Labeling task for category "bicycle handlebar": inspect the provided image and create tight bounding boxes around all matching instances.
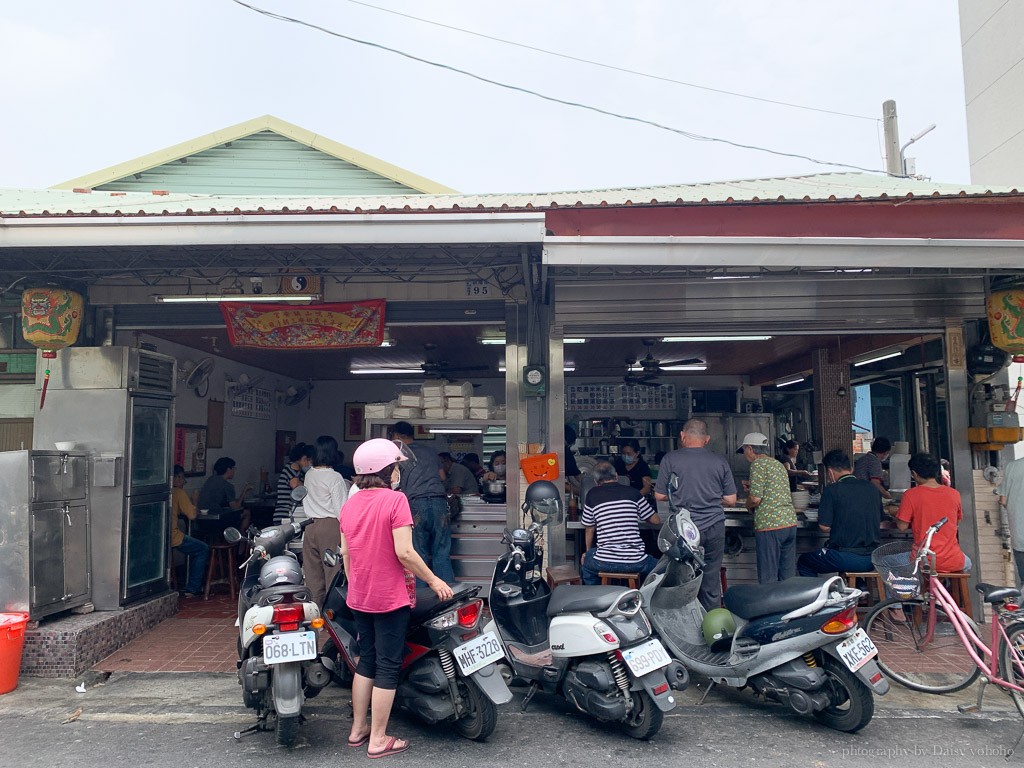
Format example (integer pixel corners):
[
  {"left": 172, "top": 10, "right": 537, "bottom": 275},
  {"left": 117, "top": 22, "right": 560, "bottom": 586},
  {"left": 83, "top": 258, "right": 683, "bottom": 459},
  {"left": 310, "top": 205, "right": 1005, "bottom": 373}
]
[{"left": 912, "top": 516, "right": 950, "bottom": 574}]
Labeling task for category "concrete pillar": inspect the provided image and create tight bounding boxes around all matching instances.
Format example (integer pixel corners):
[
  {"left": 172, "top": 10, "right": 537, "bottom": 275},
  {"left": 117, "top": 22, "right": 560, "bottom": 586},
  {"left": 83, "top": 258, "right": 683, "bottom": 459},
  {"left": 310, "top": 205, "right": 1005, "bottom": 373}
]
[{"left": 812, "top": 348, "right": 853, "bottom": 479}]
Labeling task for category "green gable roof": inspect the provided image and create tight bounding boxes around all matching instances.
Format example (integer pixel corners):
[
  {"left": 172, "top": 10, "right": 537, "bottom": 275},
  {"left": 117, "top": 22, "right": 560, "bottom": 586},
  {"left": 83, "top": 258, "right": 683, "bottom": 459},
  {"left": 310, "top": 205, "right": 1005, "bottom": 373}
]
[{"left": 54, "top": 115, "right": 456, "bottom": 196}]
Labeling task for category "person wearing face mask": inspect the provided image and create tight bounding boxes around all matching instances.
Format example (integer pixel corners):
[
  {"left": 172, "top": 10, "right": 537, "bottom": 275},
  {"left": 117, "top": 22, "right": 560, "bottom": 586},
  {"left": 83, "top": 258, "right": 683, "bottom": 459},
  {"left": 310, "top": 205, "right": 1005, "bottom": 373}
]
[
  {"left": 612, "top": 439, "right": 655, "bottom": 509},
  {"left": 481, "top": 450, "right": 507, "bottom": 481},
  {"left": 391, "top": 421, "right": 453, "bottom": 584},
  {"left": 797, "top": 449, "right": 883, "bottom": 577}
]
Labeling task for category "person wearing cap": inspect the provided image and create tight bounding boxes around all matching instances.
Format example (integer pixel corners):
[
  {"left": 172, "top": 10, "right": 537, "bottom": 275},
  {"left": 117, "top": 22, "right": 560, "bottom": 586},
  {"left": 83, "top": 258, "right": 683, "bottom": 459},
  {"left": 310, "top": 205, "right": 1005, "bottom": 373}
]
[
  {"left": 391, "top": 420, "right": 454, "bottom": 584},
  {"left": 740, "top": 431, "right": 799, "bottom": 583},
  {"left": 854, "top": 437, "right": 893, "bottom": 500},
  {"left": 654, "top": 419, "right": 737, "bottom": 609}
]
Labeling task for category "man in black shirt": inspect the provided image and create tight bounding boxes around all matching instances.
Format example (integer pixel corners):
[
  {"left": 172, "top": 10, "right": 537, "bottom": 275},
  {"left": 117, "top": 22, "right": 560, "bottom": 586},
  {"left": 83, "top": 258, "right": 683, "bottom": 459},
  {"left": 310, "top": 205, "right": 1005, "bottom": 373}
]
[{"left": 797, "top": 450, "right": 883, "bottom": 576}]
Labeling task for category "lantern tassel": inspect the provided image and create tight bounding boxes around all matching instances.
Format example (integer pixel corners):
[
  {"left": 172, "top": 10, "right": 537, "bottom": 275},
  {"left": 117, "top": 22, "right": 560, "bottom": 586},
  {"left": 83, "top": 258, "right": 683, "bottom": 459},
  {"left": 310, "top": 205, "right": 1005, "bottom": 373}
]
[
  {"left": 1006, "top": 376, "right": 1023, "bottom": 414},
  {"left": 39, "top": 350, "right": 57, "bottom": 410}
]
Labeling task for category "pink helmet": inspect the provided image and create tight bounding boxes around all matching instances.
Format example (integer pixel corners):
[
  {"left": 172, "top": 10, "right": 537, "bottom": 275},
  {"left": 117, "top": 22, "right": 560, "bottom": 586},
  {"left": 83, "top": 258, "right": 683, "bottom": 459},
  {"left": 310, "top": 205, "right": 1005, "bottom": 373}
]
[{"left": 353, "top": 438, "right": 409, "bottom": 475}]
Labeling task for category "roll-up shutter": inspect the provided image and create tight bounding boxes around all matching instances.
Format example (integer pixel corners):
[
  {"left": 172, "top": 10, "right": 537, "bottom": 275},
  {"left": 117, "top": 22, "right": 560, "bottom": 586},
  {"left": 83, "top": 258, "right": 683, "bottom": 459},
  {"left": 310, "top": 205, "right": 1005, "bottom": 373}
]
[{"left": 553, "top": 274, "right": 986, "bottom": 336}]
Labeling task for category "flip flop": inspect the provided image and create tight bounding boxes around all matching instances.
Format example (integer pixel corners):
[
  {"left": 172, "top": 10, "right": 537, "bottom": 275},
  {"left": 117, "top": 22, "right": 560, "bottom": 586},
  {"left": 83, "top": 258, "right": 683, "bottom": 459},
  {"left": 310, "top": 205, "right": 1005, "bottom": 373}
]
[
  {"left": 348, "top": 734, "right": 370, "bottom": 748},
  {"left": 367, "top": 736, "right": 409, "bottom": 759}
]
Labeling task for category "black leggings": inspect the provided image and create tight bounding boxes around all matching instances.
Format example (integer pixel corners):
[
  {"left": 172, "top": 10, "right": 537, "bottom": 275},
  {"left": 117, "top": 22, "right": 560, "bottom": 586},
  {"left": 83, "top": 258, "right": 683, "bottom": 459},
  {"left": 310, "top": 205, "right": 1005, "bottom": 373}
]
[{"left": 353, "top": 607, "right": 411, "bottom": 690}]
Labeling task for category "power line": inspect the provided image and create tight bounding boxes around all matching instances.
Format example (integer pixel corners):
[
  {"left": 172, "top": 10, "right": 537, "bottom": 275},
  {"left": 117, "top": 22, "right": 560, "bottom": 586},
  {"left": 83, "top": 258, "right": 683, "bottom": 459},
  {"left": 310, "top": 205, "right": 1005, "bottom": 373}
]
[
  {"left": 229, "top": 0, "right": 888, "bottom": 175},
  {"left": 342, "top": 0, "right": 878, "bottom": 123}
]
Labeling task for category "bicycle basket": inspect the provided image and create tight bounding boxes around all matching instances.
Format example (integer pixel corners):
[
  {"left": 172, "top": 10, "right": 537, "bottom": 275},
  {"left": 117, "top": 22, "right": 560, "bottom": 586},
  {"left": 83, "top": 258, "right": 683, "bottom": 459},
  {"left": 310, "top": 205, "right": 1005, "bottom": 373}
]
[{"left": 871, "top": 540, "right": 921, "bottom": 600}]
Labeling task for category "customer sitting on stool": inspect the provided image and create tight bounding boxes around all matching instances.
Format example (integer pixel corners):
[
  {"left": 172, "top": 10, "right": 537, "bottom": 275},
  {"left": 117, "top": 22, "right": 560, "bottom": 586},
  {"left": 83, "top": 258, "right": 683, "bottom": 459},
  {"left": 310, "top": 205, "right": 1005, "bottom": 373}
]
[
  {"left": 580, "top": 461, "right": 660, "bottom": 585},
  {"left": 797, "top": 449, "right": 883, "bottom": 577},
  {"left": 171, "top": 464, "right": 210, "bottom": 598}
]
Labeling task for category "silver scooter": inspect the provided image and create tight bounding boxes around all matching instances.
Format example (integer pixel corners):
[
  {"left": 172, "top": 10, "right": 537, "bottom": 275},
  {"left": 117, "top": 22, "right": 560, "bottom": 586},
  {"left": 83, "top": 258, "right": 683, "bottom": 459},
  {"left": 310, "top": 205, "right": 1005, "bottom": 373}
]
[{"left": 641, "top": 477, "right": 889, "bottom": 733}]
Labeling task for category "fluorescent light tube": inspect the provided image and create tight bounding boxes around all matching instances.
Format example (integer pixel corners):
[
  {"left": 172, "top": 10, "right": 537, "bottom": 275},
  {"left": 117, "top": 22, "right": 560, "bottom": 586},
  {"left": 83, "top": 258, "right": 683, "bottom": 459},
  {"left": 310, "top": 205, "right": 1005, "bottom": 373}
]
[
  {"left": 429, "top": 428, "right": 483, "bottom": 434},
  {"left": 660, "top": 336, "right": 771, "bottom": 342},
  {"left": 563, "top": 338, "right": 587, "bottom": 344},
  {"left": 479, "top": 338, "right": 506, "bottom": 345},
  {"left": 853, "top": 350, "right": 902, "bottom": 367},
  {"left": 350, "top": 368, "right": 423, "bottom": 375},
  {"left": 776, "top": 376, "right": 805, "bottom": 388},
  {"left": 629, "top": 363, "right": 707, "bottom": 372},
  {"left": 154, "top": 294, "right": 318, "bottom": 303},
  {"left": 499, "top": 365, "right": 575, "bottom": 372}
]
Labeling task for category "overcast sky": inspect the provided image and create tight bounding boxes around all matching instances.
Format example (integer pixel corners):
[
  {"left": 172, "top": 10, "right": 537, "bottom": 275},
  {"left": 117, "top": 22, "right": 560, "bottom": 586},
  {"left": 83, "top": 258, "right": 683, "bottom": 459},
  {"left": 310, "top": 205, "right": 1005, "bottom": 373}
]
[{"left": 0, "top": 1, "right": 971, "bottom": 194}]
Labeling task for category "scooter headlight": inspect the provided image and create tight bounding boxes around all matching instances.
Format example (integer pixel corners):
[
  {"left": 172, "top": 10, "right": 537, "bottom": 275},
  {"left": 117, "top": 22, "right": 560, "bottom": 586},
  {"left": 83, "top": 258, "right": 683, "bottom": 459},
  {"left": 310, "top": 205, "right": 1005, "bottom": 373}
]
[{"left": 680, "top": 520, "right": 701, "bottom": 547}]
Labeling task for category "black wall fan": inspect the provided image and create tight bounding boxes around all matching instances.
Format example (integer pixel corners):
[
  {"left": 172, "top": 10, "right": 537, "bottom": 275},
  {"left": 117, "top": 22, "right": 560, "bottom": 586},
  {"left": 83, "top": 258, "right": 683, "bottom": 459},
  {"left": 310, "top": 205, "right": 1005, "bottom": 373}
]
[{"left": 624, "top": 339, "right": 703, "bottom": 386}]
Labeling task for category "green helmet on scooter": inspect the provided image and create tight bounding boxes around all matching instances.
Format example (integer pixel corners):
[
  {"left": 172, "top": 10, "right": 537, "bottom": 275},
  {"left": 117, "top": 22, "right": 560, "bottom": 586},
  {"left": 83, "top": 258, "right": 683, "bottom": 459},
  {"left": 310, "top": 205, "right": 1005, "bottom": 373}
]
[{"left": 702, "top": 608, "right": 736, "bottom": 652}]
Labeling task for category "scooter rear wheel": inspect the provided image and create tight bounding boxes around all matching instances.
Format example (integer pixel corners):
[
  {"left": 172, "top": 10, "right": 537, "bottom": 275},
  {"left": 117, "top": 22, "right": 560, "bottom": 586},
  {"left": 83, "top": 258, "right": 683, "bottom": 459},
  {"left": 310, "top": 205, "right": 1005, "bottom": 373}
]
[
  {"left": 452, "top": 679, "right": 497, "bottom": 741},
  {"left": 812, "top": 655, "right": 874, "bottom": 733},
  {"left": 276, "top": 713, "right": 300, "bottom": 747},
  {"left": 619, "top": 692, "right": 663, "bottom": 740}
]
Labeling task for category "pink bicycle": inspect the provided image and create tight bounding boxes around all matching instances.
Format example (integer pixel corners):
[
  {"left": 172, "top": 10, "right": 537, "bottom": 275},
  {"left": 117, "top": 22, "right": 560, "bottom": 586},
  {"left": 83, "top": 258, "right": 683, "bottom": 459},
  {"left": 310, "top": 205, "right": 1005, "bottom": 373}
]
[{"left": 862, "top": 517, "right": 1024, "bottom": 715}]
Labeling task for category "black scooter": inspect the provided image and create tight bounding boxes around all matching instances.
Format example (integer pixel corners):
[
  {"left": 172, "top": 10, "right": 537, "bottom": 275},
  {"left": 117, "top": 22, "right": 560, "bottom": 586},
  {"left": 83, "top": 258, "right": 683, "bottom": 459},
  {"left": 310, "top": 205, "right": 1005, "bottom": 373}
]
[{"left": 319, "top": 549, "right": 513, "bottom": 741}]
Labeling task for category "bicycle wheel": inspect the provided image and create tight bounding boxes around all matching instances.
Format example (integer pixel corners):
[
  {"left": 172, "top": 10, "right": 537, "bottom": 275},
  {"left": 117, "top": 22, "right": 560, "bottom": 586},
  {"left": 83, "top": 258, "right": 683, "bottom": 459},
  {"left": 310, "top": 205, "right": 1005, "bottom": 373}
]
[
  {"left": 999, "top": 622, "right": 1024, "bottom": 719},
  {"left": 862, "top": 597, "right": 980, "bottom": 693}
]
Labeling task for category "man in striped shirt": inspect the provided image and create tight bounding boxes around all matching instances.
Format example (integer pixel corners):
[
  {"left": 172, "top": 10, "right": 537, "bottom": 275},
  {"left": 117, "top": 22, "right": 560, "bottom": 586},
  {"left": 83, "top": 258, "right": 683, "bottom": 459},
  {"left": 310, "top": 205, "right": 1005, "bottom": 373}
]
[{"left": 580, "top": 461, "right": 661, "bottom": 585}]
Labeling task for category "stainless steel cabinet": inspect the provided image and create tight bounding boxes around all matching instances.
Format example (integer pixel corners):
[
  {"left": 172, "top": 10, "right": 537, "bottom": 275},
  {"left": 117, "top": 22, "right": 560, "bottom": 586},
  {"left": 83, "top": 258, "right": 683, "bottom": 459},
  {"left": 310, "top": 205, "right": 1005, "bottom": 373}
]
[{"left": 0, "top": 451, "right": 92, "bottom": 619}]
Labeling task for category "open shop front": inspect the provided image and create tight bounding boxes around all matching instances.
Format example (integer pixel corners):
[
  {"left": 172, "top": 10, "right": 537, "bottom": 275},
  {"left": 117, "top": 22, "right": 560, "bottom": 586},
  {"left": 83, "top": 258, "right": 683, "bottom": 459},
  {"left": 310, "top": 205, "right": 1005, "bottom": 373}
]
[{"left": 539, "top": 195, "right": 1024, "bottom": 608}]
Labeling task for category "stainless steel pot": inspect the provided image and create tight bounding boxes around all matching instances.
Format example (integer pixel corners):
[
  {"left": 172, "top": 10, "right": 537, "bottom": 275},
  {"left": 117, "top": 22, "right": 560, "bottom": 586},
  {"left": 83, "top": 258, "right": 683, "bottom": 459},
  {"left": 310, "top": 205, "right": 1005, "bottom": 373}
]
[
  {"left": 653, "top": 422, "right": 668, "bottom": 437},
  {"left": 485, "top": 480, "right": 506, "bottom": 495}
]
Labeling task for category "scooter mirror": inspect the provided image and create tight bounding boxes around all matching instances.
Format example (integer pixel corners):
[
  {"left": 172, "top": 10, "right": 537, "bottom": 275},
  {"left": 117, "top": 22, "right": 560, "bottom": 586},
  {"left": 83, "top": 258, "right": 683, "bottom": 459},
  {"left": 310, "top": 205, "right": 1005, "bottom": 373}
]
[
  {"left": 290, "top": 485, "right": 308, "bottom": 503},
  {"left": 223, "top": 527, "right": 242, "bottom": 544},
  {"left": 323, "top": 548, "right": 339, "bottom": 568}
]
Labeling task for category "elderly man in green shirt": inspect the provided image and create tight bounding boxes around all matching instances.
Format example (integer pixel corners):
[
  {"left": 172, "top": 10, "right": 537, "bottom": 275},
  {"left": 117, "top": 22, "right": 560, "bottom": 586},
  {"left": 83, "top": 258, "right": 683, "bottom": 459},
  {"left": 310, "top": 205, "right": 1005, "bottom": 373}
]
[{"left": 740, "top": 432, "right": 798, "bottom": 583}]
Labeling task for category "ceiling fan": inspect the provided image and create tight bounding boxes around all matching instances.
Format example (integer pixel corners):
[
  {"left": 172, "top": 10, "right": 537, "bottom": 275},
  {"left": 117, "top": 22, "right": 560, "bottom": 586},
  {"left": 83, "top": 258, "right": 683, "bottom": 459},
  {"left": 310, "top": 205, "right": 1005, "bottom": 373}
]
[
  {"left": 370, "top": 343, "right": 492, "bottom": 378},
  {"left": 624, "top": 339, "right": 704, "bottom": 386}
]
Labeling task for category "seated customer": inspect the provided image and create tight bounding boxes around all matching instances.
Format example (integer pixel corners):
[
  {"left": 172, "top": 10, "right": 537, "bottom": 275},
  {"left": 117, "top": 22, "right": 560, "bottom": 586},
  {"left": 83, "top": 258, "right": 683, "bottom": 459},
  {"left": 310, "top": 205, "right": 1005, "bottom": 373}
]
[
  {"left": 196, "top": 456, "right": 252, "bottom": 540},
  {"left": 896, "top": 453, "right": 972, "bottom": 573},
  {"left": 171, "top": 464, "right": 210, "bottom": 598},
  {"left": 580, "top": 461, "right": 660, "bottom": 585},
  {"left": 440, "top": 452, "right": 478, "bottom": 495},
  {"left": 797, "top": 450, "right": 883, "bottom": 577}
]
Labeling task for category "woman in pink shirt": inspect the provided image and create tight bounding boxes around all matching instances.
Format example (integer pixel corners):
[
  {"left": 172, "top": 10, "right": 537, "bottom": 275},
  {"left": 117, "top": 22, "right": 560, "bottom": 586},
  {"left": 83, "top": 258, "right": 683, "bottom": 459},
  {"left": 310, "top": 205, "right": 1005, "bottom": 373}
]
[{"left": 340, "top": 438, "right": 453, "bottom": 759}]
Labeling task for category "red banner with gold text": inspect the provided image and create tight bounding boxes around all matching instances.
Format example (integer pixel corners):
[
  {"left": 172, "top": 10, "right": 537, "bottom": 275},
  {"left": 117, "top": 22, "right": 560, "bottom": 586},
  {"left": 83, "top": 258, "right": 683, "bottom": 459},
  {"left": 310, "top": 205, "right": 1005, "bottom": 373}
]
[{"left": 220, "top": 300, "right": 385, "bottom": 349}]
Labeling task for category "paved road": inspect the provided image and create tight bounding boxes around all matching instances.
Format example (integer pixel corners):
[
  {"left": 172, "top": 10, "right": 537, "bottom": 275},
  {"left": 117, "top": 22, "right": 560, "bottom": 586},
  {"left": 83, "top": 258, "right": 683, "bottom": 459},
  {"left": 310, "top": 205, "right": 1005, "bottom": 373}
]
[{"left": 0, "top": 671, "right": 1021, "bottom": 767}]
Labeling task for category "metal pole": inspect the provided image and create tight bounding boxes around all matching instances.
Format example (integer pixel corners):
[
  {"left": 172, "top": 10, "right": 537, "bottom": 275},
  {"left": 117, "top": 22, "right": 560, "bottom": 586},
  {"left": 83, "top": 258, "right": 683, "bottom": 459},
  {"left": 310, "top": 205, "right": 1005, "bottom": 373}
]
[{"left": 883, "top": 100, "right": 902, "bottom": 176}]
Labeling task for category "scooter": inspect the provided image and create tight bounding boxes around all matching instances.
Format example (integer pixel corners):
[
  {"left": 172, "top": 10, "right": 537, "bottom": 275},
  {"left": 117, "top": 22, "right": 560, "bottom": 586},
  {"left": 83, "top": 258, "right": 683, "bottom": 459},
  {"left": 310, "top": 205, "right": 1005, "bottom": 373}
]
[
  {"left": 318, "top": 549, "right": 513, "bottom": 741},
  {"left": 225, "top": 486, "right": 331, "bottom": 747},
  {"left": 482, "top": 523, "right": 683, "bottom": 740},
  {"left": 640, "top": 479, "right": 889, "bottom": 733}
]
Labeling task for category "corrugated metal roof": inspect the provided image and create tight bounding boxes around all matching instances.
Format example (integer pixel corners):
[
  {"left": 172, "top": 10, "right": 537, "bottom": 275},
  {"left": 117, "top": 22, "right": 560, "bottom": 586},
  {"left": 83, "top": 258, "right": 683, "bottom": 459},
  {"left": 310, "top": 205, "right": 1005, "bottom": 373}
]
[{"left": 2, "top": 172, "right": 1020, "bottom": 217}]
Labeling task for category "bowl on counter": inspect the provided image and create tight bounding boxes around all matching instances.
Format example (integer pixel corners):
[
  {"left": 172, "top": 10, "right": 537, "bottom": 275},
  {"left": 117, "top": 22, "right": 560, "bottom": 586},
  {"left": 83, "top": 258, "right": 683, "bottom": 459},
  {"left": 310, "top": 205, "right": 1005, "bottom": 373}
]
[{"left": 54, "top": 441, "right": 77, "bottom": 451}]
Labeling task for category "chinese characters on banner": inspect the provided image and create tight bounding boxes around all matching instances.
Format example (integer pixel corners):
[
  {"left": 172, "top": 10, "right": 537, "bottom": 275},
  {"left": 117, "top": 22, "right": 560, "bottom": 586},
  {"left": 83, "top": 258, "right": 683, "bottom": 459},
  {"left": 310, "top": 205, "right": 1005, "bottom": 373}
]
[{"left": 220, "top": 299, "right": 386, "bottom": 349}]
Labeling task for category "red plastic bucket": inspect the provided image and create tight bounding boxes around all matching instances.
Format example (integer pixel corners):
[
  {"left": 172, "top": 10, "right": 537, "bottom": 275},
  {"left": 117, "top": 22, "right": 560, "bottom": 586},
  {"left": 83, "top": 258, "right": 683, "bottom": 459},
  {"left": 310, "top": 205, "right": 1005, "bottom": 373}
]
[{"left": 0, "top": 613, "right": 29, "bottom": 695}]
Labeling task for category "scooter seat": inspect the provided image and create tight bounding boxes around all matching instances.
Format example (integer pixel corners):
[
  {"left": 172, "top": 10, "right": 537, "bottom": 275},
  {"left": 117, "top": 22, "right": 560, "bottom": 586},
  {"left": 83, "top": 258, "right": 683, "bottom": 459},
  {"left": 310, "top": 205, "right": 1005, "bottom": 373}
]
[
  {"left": 410, "top": 582, "right": 479, "bottom": 624},
  {"left": 545, "top": 585, "right": 630, "bottom": 617},
  {"left": 723, "top": 577, "right": 830, "bottom": 620}
]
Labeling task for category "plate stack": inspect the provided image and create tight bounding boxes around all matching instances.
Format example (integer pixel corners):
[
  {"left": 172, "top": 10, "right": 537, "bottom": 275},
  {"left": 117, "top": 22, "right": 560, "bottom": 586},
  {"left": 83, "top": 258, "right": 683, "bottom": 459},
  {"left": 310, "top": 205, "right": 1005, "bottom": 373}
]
[
  {"left": 791, "top": 490, "right": 810, "bottom": 511},
  {"left": 803, "top": 507, "right": 818, "bottom": 522}
]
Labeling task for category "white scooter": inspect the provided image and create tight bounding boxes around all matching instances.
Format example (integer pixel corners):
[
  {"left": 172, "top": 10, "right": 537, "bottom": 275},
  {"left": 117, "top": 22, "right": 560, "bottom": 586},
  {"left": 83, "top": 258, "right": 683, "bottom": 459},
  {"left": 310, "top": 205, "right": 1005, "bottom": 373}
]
[
  {"left": 482, "top": 514, "right": 683, "bottom": 740},
  {"left": 640, "top": 480, "right": 888, "bottom": 733}
]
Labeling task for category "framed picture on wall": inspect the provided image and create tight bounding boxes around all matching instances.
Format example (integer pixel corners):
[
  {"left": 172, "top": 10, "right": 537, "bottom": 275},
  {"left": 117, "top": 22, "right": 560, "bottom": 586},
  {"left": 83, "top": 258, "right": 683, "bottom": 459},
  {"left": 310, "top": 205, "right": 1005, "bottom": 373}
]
[
  {"left": 174, "top": 424, "right": 207, "bottom": 477},
  {"left": 414, "top": 425, "right": 435, "bottom": 440},
  {"left": 344, "top": 403, "right": 365, "bottom": 442},
  {"left": 275, "top": 430, "right": 297, "bottom": 473}
]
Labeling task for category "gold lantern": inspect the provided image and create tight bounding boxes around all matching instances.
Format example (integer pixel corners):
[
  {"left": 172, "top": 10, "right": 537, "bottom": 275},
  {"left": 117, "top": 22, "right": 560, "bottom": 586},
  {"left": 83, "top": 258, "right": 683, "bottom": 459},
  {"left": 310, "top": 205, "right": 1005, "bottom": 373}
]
[
  {"left": 21, "top": 288, "right": 84, "bottom": 409},
  {"left": 988, "top": 289, "right": 1024, "bottom": 362}
]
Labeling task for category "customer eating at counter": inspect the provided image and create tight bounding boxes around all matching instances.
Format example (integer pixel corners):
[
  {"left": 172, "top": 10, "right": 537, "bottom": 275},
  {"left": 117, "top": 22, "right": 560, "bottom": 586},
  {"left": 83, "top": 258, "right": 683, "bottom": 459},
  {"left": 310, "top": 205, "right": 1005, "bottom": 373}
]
[
  {"left": 895, "top": 453, "right": 971, "bottom": 573},
  {"left": 171, "top": 464, "right": 209, "bottom": 598},
  {"left": 196, "top": 456, "right": 251, "bottom": 540},
  {"left": 739, "top": 432, "right": 798, "bottom": 584},
  {"left": 796, "top": 450, "right": 882, "bottom": 578}
]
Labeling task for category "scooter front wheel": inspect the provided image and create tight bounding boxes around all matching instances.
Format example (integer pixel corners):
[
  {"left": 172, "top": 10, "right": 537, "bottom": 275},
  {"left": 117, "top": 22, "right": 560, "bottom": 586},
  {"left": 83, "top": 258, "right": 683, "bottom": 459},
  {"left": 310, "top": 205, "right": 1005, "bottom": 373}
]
[
  {"left": 619, "top": 692, "right": 663, "bottom": 740},
  {"left": 452, "top": 678, "right": 497, "bottom": 741},
  {"left": 812, "top": 655, "right": 874, "bottom": 733}
]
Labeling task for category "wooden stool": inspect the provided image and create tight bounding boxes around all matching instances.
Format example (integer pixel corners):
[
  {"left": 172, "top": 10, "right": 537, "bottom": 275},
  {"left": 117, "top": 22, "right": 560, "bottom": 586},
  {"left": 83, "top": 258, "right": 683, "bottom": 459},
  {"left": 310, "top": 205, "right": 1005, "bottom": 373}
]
[
  {"left": 204, "top": 543, "right": 238, "bottom": 601},
  {"left": 599, "top": 572, "right": 640, "bottom": 589},
  {"left": 720, "top": 567, "right": 728, "bottom": 597},
  {"left": 937, "top": 572, "right": 973, "bottom": 615},
  {"left": 842, "top": 571, "right": 887, "bottom": 608},
  {"left": 546, "top": 565, "right": 582, "bottom": 589}
]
